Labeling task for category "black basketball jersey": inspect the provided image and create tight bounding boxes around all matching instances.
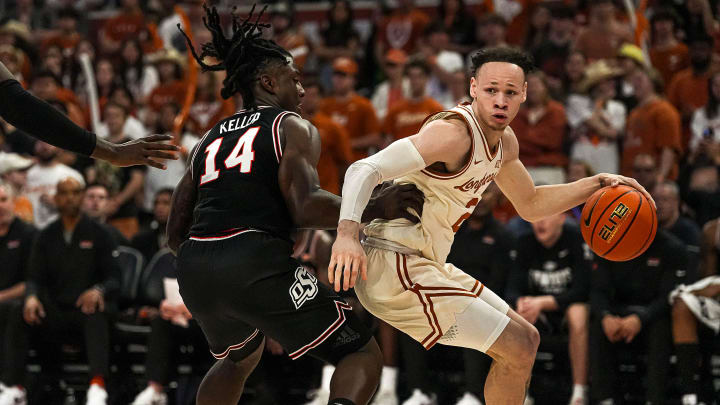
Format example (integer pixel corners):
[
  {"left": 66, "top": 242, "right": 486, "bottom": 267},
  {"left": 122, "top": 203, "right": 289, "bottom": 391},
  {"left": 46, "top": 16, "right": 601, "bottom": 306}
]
[{"left": 188, "top": 106, "right": 299, "bottom": 241}]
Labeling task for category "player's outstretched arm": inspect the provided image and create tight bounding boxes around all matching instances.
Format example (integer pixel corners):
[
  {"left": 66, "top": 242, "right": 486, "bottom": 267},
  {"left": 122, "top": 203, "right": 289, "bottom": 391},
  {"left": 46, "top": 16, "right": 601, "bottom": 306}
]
[
  {"left": 494, "top": 129, "right": 654, "bottom": 223},
  {"left": 0, "top": 61, "right": 178, "bottom": 168}
]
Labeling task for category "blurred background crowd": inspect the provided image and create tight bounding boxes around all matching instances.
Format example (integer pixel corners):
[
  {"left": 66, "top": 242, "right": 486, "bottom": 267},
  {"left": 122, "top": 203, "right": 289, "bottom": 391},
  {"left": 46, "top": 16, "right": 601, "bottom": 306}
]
[{"left": 0, "top": 0, "right": 719, "bottom": 404}]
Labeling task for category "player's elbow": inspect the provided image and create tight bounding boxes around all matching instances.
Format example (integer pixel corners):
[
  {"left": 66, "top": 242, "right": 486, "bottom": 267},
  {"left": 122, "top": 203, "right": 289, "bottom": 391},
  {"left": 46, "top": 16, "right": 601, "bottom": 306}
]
[{"left": 515, "top": 206, "right": 542, "bottom": 223}]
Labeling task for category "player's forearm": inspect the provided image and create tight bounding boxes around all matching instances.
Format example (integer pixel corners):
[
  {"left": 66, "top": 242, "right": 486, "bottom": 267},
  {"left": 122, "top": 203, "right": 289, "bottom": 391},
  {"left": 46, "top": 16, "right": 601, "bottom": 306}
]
[
  {"left": 0, "top": 80, "right": 97, "bottom": 156},
  {"left": 521, "top": 175, "right": 601, "bottom": 222}
]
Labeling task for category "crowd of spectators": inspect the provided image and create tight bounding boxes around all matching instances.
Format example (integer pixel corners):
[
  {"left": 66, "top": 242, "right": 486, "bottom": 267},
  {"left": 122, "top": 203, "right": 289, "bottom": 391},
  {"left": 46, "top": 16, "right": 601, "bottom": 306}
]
[{"left": 0, "top": 0, "right": 719, "bottom": 405}]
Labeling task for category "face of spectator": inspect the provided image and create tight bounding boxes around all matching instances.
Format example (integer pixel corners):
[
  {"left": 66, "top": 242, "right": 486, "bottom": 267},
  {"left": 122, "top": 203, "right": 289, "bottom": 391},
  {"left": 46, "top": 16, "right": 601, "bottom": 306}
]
[
  {"left": 75, "top": 40, "right": 95, "bottom": 61},
  {"left": 531, "top": 7, "right": 551, "bottom": 31},
  {"left": 54, "top": 178, "right": 84, "bottom": 218},
  {"left": 154, "top": 192, "right": 172, "bottom": 224},
  {"left": 2, "top": 169, "right": 28, "bottom": 191},
  {"left": 301, "top": 85, "right": 320, "bottom": 115},
  {"left": 565, "top": 52, "right": 586, "bottom": 83},
  {"left": 531, "top": 212, "right": 565, "bottom": 248},
  {"left": 481, "top": 23, "right": 506, "bottom": 46},
  {"left": 428, "top": 31, "right": 450, "bottom": 51},
  {"left": 82, "top": 185, "right": 108, "bottom": 219},
  {"left": 690, "top": 41, "right": 712, "bottom": 71},
  {"left": 31, "top": 76, "right": 59, "bottom": 100},
  {"left": 331, "top": 1, "right": 350, "bottom": 24},
  {"left": 0, "top": 51, "right": 19, "bottom": 75},
  {"left": 443, "top": 0, "right": 460, "bottom": 15},
  {"left": 121, "top": 41, "right": 141, "bottom": 65},
  {"left": 110, "top": 88, "right": 133, "bottom": 110},
  {"left": 105, "top": 105, "right": 127, "bottom": 136},
  {"left": 470, "top": 62, "right": 527, "bottom": 131},
  {"left": 157, "top": 60, "right": 177, "bottom": 82},
  {"left": 591, "top": 2, "right": 615, "bottom": 22},
  {"left": 653, "top": 19, "right": 674, "bottom": 39},
  {"left": 34, "top": 141, "right": 59, "bottom": 164},
  {"left": 592, "top": 78, "right": 616, "bottom": 101},
  {"left": 407, "top": 66, "right": 428, "bottom": 98},
  {"left": 630, "top": 69, "right": 655, "bottom": 99},
  {"left": 550, "top": 17, "right": 573, "bottom": 39},
  {"left": 0, "top": 185, "right": 14, "bottom": 225},
  {"left": 43, "top": 46, "right": 63, "bottom": 73},
  {"left": 652, "top": 183, "right": 679, "bottom": 226},
  {"left": 96, "top": 60, "right": 115, "bottom": 88},
  {"left": 271, "top": 14, "right": 291, "bottom": 34},
  {"left": 526, "top": 74, "right": 547, "bottom": 106},
  {"left": 384, "top": 60, "right": 405, "bottom": 82},
  {"left": 632, "top": 154, "right": 657, "bottom": 190},
  {"left": 58, "top": 16, "right": 77, "bottom": 33},
  {"left": 332, "top": 71, "right": 355, "bottom": 95}
]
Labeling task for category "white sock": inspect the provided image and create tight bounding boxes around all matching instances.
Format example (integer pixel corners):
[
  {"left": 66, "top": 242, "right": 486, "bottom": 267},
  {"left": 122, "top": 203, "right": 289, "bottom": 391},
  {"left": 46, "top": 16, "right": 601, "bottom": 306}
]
[
  {"left": 571, "top": 385, "right": 588, "bottom": 400},
  {"left": 379, "top": 366, "right": 398, "bottom": 392},
  {"left": 321, "top": 364, "right": 335, "bottom": 391}
]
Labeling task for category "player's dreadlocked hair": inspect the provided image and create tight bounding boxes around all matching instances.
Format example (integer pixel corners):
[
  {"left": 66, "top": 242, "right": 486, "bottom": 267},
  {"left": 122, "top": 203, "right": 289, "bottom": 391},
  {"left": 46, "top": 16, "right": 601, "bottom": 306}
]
[{"left": 177, "top": 4, "right": 291, "bottom": 107}]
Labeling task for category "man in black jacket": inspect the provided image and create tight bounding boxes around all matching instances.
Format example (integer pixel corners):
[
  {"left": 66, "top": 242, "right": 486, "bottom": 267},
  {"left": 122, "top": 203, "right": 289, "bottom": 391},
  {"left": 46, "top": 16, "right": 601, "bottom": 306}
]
[
  {"left": 507, "top": 212, "right": 592, "bottom": 405},
  {"left": 131, "top": 188, "right": 172, "bottom": 262},
  {"left": 0, "top": 177, "right": 121, "bottom": 405},
  {"left": 590, "top": 230, "right": 687, "bottom": 405}
]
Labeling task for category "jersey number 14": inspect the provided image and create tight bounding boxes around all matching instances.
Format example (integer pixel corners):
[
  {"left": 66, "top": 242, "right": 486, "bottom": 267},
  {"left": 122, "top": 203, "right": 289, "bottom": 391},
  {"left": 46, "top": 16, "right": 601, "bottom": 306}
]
[{"left": 200, "top": 127, "right": 260, "bottom": 185}]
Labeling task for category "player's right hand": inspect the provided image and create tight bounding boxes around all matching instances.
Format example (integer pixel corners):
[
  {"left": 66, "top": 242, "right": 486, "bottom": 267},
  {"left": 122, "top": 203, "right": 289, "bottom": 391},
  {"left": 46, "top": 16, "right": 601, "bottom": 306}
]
[
  {"left": 23, "top": 295, "right": 45, "bottom": 325},
  {"left": 329, "top": 220, "right": 367, "bottom": 292},
  {"left": 93, "top": 134, "right": 180, "bottom": 169}
]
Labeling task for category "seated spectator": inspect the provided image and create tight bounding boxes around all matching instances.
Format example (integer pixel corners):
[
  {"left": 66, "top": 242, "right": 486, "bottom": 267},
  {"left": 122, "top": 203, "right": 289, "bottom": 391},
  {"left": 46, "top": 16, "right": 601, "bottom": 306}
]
[
  {"left": 590, "top": 230, "right": 687, "bottom": 404},
  {"left": 130, "top": 265, "right": 208, "bottom": 405},
  {"left": 320, "top": 57, "right": 381, "bottom": 160},
  {"left": 188, "top": 72, "right": 235, "bottom": 136},
  {"left": 311, "top": 0, "right": 362, "bottom": 75},
  {"left": 41, "top": 7, "right": 82, "bottom": 54},
  {"left": 654, "top": 181, "right": 701, "bottom": 277},
  {"left": 532, "top": 5, "right": 575, "bottom": 98},
  {"left": 435, "top": 0, "right": 476, "bottom": 55},
  {"left": 0, "top": 181, "right": 35, "bottom": 398},
  {"left": 573, "top": 0, "right": 633, "bottom": 62},
  {"left": 649, "top": 8, "right": 689, "bottom": 86},
  {"left": 561, "top": 51, "right": 587, "bottom": 101},
  {"left": 81, "top": 183, "right": 128, "bottom": 246},
  {"left": 507, "top": 213, "right": 591, "bottom": 405},
  {"left": 689, "top": 71, "right": 720, "bottom": 165},
  {"left": 269, "top": 3, "right": 309, "bottom": 70},
  {"left": 615, "top": 44, "right": 646, "bottom": 112},
  {"left": 418, "top": 23, "right": 464, "bottom": 106},
  {"left": 523, "top": 4, "right": 551, "bottom": 50},
  {"left": 567, "top": 60, "right": 626, "bottom": 175},
  {"left": 622, "top": 67, "right": 682, "bottom": 182},
  {"left": 96, "top": 84, "right": 148, "bottom": 141},
  {"left": 382, "top": 58, "right": 443, "bottom": 142},
  {"left": 92, "top": 58, "right": 120, "bottom": 110},
  {"left": 371, "top": 49, "right": 410, "bottom": 121},
  {"left": 87, "top": 102, "right": 146, "bottom": 239},
  {"left": 446, "top": 184, "right": 516, "bottom": 405},
  {"left": 666, "top": 35, "right": 714, "bottom": 150},
  {"left": 131, "top": 188, "right": 172, "bottom": 263},
  {"left": 669, "top": 217, "right": 720, "bottom": 405},
  {"left": 375, "top": 0, "right": 430, "bottom": 58},
  {"left": 300, "top": 80, "right": 352, "bottom": 195},
  {"left": 98, "top": 0, "right": 155, "bottom": 55},
  {"left": 0, "top": 153, "right": 34, "bottom": 223},
  {"left": 476, "top": 14, "right": 508, "bottom": 49},
  {"left": 1, "top": 177, "right": 120, "bottom": 405},
  {"left": 25, "top": 141, "right": 84, "bottom": 228},
  {"left": 30, "top": 70, "right": 85, "bottom": 128},
  {"left": 511, "top": 71, "right": 568, "bottom": 184},
  {"left": 145, "top": 48, "right": 186, "bottom": 117},
  {"left": 118, "top": 38, "right": 159, "bottom": 103},
  {"left": 0, "top": 45, "right": 26, "bottom": 87},
  {"left": 142, "top": 102, "right": 197, "bottom": 213}
]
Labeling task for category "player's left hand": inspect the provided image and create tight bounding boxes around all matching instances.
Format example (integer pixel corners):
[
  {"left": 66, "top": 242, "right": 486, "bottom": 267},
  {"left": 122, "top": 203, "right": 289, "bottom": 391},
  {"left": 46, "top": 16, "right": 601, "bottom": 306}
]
[
  {"left": 329, "top": 220, "right": 367, "bottom": 292},
  {"left": 618, "top": 314, "right": 642, "bottom": 343},
  {"left": 93, "top": 134, "right": 180, "bottom": 169},
  {"left": 595, "top": 173, "right": 656, "bottom": 209}
]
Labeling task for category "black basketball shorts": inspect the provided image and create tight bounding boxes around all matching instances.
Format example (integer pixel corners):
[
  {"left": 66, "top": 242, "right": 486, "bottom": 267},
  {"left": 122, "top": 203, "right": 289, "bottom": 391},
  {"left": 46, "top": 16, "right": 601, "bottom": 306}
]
[{"left": 176, "top": 230, "right": 372, "bottom": 364}]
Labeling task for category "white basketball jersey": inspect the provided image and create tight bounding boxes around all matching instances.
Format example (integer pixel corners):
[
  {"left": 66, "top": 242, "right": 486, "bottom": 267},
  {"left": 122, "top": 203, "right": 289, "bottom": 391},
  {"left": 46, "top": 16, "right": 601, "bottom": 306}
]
[{"left": 364, "top": 103, "right": 504, "bottom": 265}]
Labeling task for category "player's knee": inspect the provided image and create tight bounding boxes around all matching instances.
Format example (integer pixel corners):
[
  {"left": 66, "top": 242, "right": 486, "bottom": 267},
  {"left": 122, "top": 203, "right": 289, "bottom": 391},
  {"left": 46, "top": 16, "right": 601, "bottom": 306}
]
[{"left": 523, "top": 323, "right": 540, "bottom": 358}]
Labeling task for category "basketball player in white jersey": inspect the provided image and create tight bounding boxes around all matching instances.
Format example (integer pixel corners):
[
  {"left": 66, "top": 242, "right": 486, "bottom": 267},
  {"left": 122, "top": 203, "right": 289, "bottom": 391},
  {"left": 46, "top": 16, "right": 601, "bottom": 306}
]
[{"left": 329, "top": 47, "right": 654, "bottom": 404}]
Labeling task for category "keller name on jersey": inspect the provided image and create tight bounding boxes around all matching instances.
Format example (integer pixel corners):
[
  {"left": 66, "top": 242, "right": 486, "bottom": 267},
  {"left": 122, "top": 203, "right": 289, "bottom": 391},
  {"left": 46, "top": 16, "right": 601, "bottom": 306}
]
[{"left": 220, "top": 112, "right": 261, "bottom": 134}]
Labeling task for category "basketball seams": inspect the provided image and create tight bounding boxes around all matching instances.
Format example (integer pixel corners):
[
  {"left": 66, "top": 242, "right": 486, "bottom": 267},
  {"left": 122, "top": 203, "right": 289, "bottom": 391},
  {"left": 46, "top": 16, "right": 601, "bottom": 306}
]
[
  {"left": 589, "top": 189, "right": 634, "bottom": 251},
  {"left": 600, "top": 191, "right": 642, "bottom": 259}
]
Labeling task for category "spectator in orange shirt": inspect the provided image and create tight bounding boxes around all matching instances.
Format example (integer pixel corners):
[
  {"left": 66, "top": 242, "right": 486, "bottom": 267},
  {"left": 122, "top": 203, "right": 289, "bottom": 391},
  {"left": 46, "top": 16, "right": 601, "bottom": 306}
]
[
  {"left": 270, "top": 3, "right": 309, "bottom": 70},
  {"left": 650, "top": 8, "right": 689, "bottom": 87},
  {"left": 382, "top": 58, "right": 443, "bottom": 142},
  {"left": 41, "top": 7, "right": 82, "bottom": 54},
  {"left": 319, "top": 57, "right": 381, "bottom": 161},
  {"left": 375, "top": 0, "right": 430, "bottom": 60},
  {"left": 574, "top": 0, "right": 633, "bottom": 62},
  {"left": 98, "top": 0, "right": 151, "bottom": 55},
  {"left": 623, "top": 67, "right": 682, "bottom": 183},
  {"left": 30, "top": 70, "right": 86, "bottom": 129},
  {"left": 301, "top": 79, "right": 353, "bottom": 195},
  {"left": 372, "top": 49, "right": 410, "bottom": 121},
  {"left": 188, "top": 72, "right": 235, "bottom": 136},
  {"left": 145, "top": 48, "right": 186, "bottom": 130},
  {"left": 512, "top": 71, "right": 568, "bottom": 184},
  {"left": 667, "top": 35, "right": 714, "bottom": 150}
]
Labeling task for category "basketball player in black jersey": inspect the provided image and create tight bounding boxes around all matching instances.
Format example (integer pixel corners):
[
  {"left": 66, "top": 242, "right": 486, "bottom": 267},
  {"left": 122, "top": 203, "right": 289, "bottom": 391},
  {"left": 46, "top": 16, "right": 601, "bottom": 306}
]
[{"left": 166, "top": 5, "right": 424, "bottom": 405}]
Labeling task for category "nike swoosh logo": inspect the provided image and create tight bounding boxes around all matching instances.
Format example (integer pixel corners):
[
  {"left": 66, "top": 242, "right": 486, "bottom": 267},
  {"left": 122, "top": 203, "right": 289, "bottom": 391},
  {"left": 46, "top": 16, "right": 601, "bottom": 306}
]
[
  {"left": 583, "top": 192, "right": 604, "bottom": 227},
  {"left": 474, "top": 159, "right": 483, "bottom": 164}
]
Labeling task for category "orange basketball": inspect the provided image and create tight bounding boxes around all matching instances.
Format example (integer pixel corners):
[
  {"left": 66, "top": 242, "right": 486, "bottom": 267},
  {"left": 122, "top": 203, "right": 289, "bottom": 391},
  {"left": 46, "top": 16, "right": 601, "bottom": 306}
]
[{"left": 580, "top": 185, "right": 657, "bottom": 262}]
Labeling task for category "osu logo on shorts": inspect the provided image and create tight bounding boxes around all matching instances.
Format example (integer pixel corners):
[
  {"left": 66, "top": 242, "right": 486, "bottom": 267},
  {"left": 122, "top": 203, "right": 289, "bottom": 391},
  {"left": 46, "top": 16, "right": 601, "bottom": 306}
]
[{"left": 289, "top": 267, "right": 318, "bottom": 309}]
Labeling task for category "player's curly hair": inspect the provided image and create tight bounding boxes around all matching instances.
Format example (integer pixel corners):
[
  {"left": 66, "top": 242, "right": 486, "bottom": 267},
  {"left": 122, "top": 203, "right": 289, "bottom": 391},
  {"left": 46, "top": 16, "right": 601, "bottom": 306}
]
[
  {"left": 177, "top": 4, "right": 291, "bottom": 107},
  {"left": 469, "top": 46, "right": 535, "bottom": 78}
]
